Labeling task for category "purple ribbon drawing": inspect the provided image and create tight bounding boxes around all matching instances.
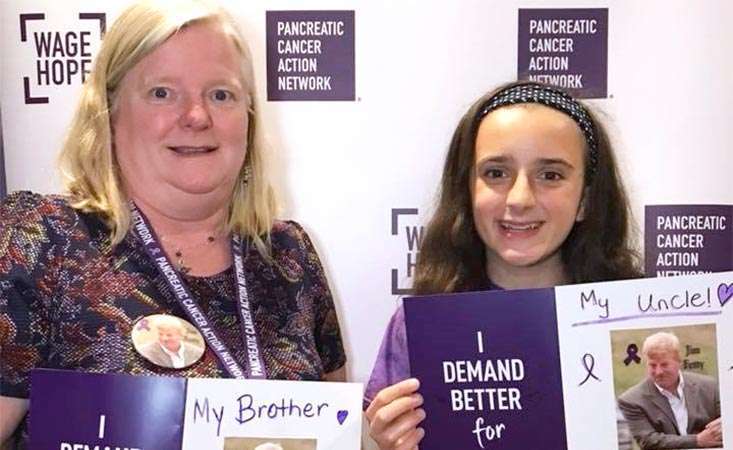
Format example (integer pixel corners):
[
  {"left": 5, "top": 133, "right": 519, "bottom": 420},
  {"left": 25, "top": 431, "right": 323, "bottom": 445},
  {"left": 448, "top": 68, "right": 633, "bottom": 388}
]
[
  {"left": 623, "top": 343, "right": 641, "bottom": 366},
  {"left": 579, "top": 353, "right": 601, "bottom": 386}
]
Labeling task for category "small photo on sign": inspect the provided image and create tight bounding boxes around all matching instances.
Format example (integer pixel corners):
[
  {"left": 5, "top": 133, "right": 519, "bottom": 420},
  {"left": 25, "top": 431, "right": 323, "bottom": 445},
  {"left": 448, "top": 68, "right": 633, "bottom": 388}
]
[
  {"left": 131, "top": 314, "right": 206, "bottom": 369},
  {"left": 223, "top": 437, "right": 316, "bottom": 450},
  {"left": 610, "top": 324, "right": 723, "bottom": 450}
]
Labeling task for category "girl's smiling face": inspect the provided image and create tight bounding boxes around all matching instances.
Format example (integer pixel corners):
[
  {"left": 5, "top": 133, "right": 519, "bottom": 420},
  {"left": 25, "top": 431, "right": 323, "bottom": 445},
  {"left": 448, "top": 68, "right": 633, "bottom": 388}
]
[{"left": 472, "top": 104, "right": 587, "bottom": 278}]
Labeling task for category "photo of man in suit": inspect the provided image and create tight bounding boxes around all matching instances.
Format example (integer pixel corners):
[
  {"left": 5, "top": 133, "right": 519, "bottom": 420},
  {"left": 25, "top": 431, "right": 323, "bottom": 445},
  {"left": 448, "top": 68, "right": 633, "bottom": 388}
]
[
  {"left": 138, "top": 315, "right": 204, "bottom": 369},
  {"left": 618, "top": 331, "right": 722, "bottom": 449}
]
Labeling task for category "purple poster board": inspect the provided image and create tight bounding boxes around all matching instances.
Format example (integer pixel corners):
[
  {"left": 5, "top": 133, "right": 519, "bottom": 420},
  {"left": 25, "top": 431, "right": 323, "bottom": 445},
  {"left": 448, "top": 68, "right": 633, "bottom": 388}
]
[
  {"left": 266, "top": 10, "right": 355, "bottom": 101},
  {"left": 645, "top": 205, "right": 733, "bottom": 277},
  {"left": 517, "top": 8, "right": 608, "bottom": 98},
  {"left": 404, "top": 288, "right": 567, "bottom": 449},
  {"left": 29, "top": 370, "right": 185, "bottom": 450}
]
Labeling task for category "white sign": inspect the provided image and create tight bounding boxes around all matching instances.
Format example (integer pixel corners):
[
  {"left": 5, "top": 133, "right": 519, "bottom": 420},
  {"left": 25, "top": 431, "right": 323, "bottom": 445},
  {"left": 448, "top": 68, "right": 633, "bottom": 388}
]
[{"left": 183, "top": 379, "right": 362, "bottom": 450}]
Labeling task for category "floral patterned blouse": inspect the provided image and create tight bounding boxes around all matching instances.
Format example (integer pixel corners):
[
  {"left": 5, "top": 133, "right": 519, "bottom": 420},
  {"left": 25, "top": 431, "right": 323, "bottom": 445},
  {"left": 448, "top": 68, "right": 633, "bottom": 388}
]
[{"left": 0, "top": 192, "right": 346, "bottom": 446}]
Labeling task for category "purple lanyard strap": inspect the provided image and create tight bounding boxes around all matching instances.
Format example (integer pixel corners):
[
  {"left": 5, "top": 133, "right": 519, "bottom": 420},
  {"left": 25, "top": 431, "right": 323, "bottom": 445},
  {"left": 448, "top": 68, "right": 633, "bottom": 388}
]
[{"left": 130, "top": 203, "right": 267, "bottom": 379}]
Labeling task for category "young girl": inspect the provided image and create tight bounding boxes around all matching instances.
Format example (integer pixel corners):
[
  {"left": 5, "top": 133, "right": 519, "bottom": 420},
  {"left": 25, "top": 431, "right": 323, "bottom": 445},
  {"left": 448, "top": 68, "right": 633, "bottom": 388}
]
[{"left": 364, "top": 81, "right": 642, "bottom": 449}]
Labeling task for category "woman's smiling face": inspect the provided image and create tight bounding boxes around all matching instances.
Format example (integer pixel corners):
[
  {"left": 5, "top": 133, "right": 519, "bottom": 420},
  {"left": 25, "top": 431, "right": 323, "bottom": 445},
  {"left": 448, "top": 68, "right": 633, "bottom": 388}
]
[{"left": 112, "top": 21, "right": 249, "bottom": 206}]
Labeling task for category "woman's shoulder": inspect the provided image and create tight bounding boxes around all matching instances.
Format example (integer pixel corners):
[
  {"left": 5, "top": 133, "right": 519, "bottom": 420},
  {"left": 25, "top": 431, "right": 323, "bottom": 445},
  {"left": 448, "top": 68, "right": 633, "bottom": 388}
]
[
  {"left": 270, "top": 219, "right": 307, "bottom": 239},
  {"left": 0, "top": 192, "right": 86, "bottom": 284},
  {"left": 264, "top": 220, "right": 324, "bottom": 278},
  {"left": 269, "top": 219, "right": 315, "bottom": 251},
  {"left": 0, "top": 190, "right": 78, "bottom": 229}
]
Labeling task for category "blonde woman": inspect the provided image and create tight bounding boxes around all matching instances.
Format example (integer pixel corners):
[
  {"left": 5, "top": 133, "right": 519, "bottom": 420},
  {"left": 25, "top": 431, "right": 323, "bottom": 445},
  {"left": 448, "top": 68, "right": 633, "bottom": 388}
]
[{"left": 0, "top": 1, "right": 346, "bottom": 447}]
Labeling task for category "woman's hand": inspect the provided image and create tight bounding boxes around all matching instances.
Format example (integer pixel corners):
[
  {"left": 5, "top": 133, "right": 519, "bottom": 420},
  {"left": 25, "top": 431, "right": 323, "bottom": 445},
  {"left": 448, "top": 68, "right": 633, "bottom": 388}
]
[
  {"left": 0, "top": 396, "right": 28, "bottom": 446},
  {"left": 365, "top": 378, "right": 426, "bottom": 450}
]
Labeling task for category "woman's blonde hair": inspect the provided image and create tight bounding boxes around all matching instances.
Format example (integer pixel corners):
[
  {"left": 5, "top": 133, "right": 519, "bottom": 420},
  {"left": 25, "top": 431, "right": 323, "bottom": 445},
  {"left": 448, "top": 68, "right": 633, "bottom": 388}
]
[{"left": 59, "top": 0, "right": 277, "bottom": 255}]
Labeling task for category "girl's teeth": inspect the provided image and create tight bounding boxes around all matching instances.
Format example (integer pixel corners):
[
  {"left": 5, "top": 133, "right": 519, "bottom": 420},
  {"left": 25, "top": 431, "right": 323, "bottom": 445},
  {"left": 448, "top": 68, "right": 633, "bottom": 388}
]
[{"left": 503, "top": 223, "right": 539, "bottom": 230}]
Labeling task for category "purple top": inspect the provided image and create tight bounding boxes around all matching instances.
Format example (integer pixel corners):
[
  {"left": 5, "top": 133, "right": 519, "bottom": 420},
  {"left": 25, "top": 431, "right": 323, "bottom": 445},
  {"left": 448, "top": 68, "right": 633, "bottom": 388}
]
[
  {"left": 364, "top": 304, "right": 410, "bottom": 408},
  {"left": 365, "top": 282, "right": 500, "bottom": 409}
]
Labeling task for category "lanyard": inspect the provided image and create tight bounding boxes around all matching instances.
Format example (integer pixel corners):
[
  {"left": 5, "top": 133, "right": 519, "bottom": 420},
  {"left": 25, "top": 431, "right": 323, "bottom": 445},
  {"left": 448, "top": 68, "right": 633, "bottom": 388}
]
[{"left": 130, "top": 203, "right": 267, "bottom": 379}]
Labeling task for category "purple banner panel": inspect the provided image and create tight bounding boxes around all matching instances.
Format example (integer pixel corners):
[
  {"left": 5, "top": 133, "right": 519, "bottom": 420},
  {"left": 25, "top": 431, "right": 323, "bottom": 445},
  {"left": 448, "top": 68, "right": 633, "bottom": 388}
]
[
  {"left": 404, "top": 288, "right": 566, "bottom": 450},
  {"left": 645, "top": 205, "right": 733, "bottom": 277},
  {"left": 518, "top": 8, "right": 608, "bottom": 98},
  {"left": 266, "top": 10, "right": 355, "bottom": 101},
  {"left": 29, "top": 369, "right": 186, "bottom": 450}
]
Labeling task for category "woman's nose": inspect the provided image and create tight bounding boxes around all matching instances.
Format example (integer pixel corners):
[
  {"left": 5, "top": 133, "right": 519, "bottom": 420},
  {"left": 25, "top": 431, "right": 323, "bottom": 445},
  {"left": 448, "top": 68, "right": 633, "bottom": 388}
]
[{"left": 179, "top": 98, "right": 212, "bottom": 130}]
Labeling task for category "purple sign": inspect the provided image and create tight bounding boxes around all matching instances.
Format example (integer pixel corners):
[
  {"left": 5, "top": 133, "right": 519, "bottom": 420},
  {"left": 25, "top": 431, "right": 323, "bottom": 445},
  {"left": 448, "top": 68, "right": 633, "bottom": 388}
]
[
  {"left": 404, "top": 288, "right": 566, "bottom": 449},
  {"left": 645, "top": 205, "right": 733, "bottom": 277},
  {"left": 518, "top": 8, "right": 608, "bottom": 98},
  {"left": 29, "top": 370, "right": 185, "bottom": 450},
  {"left": 266, "top": 11, "right": 355, "bottom": 101}
]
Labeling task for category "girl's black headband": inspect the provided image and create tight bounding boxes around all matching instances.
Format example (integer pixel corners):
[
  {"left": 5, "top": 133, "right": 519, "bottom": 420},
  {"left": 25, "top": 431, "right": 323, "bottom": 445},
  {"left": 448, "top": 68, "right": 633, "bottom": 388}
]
[{"left": 477, "top": 83, "right": 599, "bottom": 178}]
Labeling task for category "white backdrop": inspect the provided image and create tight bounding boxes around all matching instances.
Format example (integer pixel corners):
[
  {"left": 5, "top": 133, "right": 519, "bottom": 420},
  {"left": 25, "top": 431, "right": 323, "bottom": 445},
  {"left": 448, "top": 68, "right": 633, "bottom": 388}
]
[{"left": 2, "top": 0, "right": 732, "bottom": 385}]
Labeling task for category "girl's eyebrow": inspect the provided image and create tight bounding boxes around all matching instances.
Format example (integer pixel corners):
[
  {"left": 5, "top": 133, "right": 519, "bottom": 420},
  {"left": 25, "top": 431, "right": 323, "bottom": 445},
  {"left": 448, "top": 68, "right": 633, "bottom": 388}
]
[
  {"left": 476, "top": 156, "right": 576, "bottom": 169},
  {"left": 476, "top": 155, "right": 512, "bottom": 165},
  {"left": 536, "top": 158, "right": 575, "bottom": 169}
]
